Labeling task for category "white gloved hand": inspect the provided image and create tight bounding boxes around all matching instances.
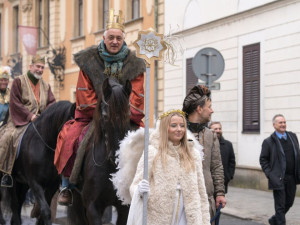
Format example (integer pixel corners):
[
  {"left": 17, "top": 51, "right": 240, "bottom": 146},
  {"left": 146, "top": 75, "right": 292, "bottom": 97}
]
[{"left": 138, "top": 179, "right": 150, "bottom": 196}]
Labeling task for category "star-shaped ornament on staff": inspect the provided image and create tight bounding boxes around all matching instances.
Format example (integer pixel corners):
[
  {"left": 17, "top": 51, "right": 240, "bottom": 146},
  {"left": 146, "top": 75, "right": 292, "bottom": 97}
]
[
  {"left": 134, "top": 28, "right": 167, "bottom": 67},
  {"left": 133, "top": 28, "right": 167, "bottom": 225}
]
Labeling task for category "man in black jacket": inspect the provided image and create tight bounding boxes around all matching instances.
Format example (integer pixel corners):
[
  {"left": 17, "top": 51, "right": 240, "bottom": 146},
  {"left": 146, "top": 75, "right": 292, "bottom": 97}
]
[
  {"left": 260, "top": 114, "right": 300, "bottom": 225},
  {"left": 210, "top": 121, "right": 236, "bottom": 193}
]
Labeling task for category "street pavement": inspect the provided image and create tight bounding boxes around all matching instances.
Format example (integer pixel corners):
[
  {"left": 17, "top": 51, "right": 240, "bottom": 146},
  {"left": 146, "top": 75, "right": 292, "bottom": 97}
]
[
  {"left": 3, "top": 186, "right": 300, "bottom": 224},
  {"left": 3, "top": 204, "right": 68, "bottom": 225},
  {"left": 220, "top": 214, "right": 264, "bottom": 225},
  {"left": 223, "top": 186, "right": 300, "bottom": 225}
]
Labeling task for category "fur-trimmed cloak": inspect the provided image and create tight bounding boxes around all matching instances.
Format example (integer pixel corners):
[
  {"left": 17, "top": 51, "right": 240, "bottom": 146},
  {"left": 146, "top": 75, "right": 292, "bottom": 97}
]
[
  {"left": 112, "top": 126, "right": 210, "bottom": 225},
  {"left": 73, "top": 45, "right": 146, "bottom": 97}
]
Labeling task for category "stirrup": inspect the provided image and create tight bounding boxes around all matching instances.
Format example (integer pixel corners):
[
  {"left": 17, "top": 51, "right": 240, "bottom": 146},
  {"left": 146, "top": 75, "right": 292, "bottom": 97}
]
[
  {"left": 1, "top": 174, "right": 13, "bottom": 188},
  {"left": 58, "top": 187, "right": 73, "bottom": 206}
]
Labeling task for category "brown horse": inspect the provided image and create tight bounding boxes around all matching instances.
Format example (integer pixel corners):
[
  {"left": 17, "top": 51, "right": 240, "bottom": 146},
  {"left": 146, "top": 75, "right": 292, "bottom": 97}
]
[{"left": 68, "top": 78, "right": 132, "bottom": 225}]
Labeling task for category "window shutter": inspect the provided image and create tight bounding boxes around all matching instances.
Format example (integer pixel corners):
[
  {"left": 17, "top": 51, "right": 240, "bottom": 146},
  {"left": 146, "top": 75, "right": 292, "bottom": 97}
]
[
  {"left": 186, "top": 58, "right": 198, "bottom": 94},
  {"left": 243, "top": 43, "right": 260, "bottom": 132}
]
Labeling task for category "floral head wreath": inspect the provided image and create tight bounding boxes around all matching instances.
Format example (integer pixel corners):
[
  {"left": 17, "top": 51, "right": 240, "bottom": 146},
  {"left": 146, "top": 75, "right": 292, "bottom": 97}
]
[{"left": 159, "top": 109, "right": 186, "bottom": 120}]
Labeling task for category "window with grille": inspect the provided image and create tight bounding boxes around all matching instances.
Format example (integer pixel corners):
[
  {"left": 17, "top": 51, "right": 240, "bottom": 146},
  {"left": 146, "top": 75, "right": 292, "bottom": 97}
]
[
  {"left": 243, "top": 43, "right": 260, "bottom": 132},
  {"left": 78, "top": 0, "right": 83, "bottom": 36},
  {"left": 132, "top": 0, "right": 140, "bottom": 20},
  {"left": 103, "top": 0, "right": 109, "bottom": 28},
  {"left": 13, "top": 5, "right": 19, "bottom": 53},
  {"left": 36, "top": 0, "right": 49, "bottom": 47},
  {"left": 96, "top": 0, "right": 109, "bottom": 31},
  {"left": 73, "top": 0, "right": 84, "bottom": 37}
]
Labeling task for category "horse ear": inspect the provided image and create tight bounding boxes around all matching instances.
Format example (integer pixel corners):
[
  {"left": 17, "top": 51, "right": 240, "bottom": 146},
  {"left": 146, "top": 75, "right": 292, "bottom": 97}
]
[
  {"left": 102, "top": 78, "right": 112, "bottom": 101},
  {"left": 124, "top": 80, "right": 132, "bottom": 97}
]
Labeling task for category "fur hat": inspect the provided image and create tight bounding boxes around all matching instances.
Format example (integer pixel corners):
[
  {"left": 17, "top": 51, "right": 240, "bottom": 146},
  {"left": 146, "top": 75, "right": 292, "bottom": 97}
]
[
  {"left": 0, "top": 66, "right": 11, "bottom": 79},
  {"left": 182, "top": 85, "right": 211, "bottom": 115}
]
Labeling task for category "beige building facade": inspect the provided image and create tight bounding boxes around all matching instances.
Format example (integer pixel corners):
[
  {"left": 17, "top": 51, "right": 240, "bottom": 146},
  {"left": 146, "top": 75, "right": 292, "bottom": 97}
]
[
  {"left": 0, "top": 0, "right": 163, "bottom": 126},
  {"left": 164, "top": 0, "right": 300, "bottom": 192}
]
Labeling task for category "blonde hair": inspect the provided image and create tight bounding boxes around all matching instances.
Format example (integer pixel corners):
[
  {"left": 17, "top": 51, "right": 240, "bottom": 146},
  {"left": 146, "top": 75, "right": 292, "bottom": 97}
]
[{"left": 151, "top": 112, "right": 195, "bottom": 179}]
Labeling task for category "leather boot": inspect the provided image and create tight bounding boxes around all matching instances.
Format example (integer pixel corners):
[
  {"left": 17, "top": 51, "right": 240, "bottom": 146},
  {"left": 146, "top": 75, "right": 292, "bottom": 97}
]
[
  {"left": 57, "top": 188, "right": 73, "bottom": 206},
  {"left": 1, "top": 174, "right": 13, "bottom": 188}
]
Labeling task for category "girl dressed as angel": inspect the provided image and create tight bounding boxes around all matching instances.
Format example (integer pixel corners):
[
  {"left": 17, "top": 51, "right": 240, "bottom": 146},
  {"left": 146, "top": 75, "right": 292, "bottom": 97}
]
[{"left": 116, "top": 109, "right": 210, "bottom": 225}]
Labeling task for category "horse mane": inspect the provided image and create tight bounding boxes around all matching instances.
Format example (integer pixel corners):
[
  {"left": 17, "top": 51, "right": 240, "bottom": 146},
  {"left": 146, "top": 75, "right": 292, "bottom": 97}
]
[
  {"left": 34, "top": 101, "right": 75, "bottom": 142},
  {"left": 93, "top": 79, "right": 131, "bottom": 147},
  {"left": 36, "top": 101, "right": 75, "bottom": 124}
]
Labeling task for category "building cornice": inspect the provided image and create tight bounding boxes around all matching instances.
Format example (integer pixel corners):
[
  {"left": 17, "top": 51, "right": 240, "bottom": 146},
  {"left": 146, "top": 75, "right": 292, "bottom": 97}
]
[{"left": 174, "top": 0, "right": 297, "bottom": 36}]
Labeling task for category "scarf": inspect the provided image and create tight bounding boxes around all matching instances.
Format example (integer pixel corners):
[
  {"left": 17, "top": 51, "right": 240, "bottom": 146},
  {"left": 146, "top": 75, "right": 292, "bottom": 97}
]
[
  {"left": 98, "top": 40, "right": 129, "bottom": 79},
  {"left": 187, "top": 120, "right": 207, "bottom": 133}
]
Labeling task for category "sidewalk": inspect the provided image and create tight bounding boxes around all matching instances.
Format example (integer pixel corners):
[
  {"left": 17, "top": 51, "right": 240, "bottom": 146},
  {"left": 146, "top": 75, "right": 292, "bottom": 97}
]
[{"left": 222, "top": 186, "right": 300, "bottom": 225}]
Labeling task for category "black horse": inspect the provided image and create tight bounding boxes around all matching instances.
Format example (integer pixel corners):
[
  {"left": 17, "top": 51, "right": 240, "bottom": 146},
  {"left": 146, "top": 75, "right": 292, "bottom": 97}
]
[
  {"left": 0, "top": 190, "right": 5, "bottom": 225},
  {"left": 5, "top": 101, "right": 75, "bottom": 225},
  {"left": 0, "top": 110, "right": 9, "bottom": 225},
  {"left": 68, "top": 78, "right": 132, "bottom": 225}
]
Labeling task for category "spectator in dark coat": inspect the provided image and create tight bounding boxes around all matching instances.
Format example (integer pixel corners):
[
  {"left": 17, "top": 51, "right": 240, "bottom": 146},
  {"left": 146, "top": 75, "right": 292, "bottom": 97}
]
[
  {"left": 210, "top": 121, "right": 236, "bottom": 193},
  {"left": 260, "top": 114, "right": 300, "bottom": 225}
]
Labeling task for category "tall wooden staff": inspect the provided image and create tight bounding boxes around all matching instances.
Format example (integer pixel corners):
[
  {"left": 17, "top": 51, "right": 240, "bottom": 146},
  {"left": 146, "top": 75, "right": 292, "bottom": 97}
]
[{"left": 133, "top": 28, "right": 166, "bottom": 225}]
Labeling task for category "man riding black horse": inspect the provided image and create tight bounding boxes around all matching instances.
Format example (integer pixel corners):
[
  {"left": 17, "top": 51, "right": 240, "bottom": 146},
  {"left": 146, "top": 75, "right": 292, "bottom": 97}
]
[
  {"left": 2, "top": 101, "right": 75, "bottom": 225},
  {"left": 0, "top": 55, "right": 55, "bottom": 188},
  {"left": 54, "top": 8, "right": 145, "bottom": 206}
]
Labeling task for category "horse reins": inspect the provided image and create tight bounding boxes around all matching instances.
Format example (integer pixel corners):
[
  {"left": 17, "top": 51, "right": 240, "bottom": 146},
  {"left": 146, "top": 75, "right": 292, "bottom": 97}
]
[
  {"left": 91, "top": 81, "right": 128, "bottom": 167},
  {"left": 30, "top": 109, "right": 74, "bottom": 152},
  {"left": 91, "top": 142, "right": 116, "bottom": 167},
  {"left": 31, "top": 122, "right": 56, "bottom": 152}
]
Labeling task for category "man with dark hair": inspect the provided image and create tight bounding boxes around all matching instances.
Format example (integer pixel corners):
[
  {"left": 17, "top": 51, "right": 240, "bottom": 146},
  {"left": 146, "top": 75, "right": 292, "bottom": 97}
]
[
  {"left": 182, "top": 85, "right": 226, "bottom": 223},
  {"left": 210, "top": 121, "right": 235, "bottom": 193},
  {"left": 0, "top": 55, "right": 55, "bottom": 187},
  {"left": 260, "top": 114, "right": 300, "bottom": 225}
]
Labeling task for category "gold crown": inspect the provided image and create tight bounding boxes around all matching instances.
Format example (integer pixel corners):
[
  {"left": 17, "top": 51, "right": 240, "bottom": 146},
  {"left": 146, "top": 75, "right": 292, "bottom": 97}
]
[
  {"left": 106, "top": 9, "right": 125, "bottom": 32},
  {"left": 32, "top": 54, "right": 45, "bottom": 64},
  {"left": 159, "top": 109, "right": 186, "bottom": 120}
]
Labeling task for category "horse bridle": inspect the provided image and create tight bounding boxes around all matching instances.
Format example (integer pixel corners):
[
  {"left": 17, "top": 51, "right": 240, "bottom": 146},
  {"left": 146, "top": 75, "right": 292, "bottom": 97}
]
[
  {"left": 91, "top": 142, "right": 116, "bottom": 167},
  {"left": 92, "top": 100, "right": 116, "bottom": 167},
  {"left": 31, "top": 119, "right": 69, "bottom": 152},
  {"left": 92, "top": 83, "right": 129, "bottom": 167},
  {"left": 31, "top": 122, "right": 56, "bottom": 152}
]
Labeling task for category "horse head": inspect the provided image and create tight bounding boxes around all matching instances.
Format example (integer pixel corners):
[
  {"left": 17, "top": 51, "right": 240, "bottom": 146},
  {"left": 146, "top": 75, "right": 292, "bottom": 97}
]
[
  {"left": 93, "top": 78, "right": 131, "bottom": 156},
  {"left": 69, "top": 80, "right": 132, "bottom": 225}
]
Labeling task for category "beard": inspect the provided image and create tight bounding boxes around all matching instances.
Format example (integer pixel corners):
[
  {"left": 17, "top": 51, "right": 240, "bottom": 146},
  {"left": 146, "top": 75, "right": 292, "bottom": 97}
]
[
  {"left": 216, "top": 133, "right": 222, "bottom": 139},
  {"left": 33, "top": 73, "right": 42, "bottom": 80}
]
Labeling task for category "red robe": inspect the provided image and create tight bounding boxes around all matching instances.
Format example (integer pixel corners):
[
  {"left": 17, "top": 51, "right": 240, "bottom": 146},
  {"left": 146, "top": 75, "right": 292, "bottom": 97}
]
[{"left": 54, "top": 70, "right": 144, "bottom": 175}]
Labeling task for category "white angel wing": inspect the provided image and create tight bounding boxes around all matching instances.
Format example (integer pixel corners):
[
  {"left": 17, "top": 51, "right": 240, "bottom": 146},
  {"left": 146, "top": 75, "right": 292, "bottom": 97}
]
[{"left": 111, "top": 127, "right": 147, "bottom": 205}]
